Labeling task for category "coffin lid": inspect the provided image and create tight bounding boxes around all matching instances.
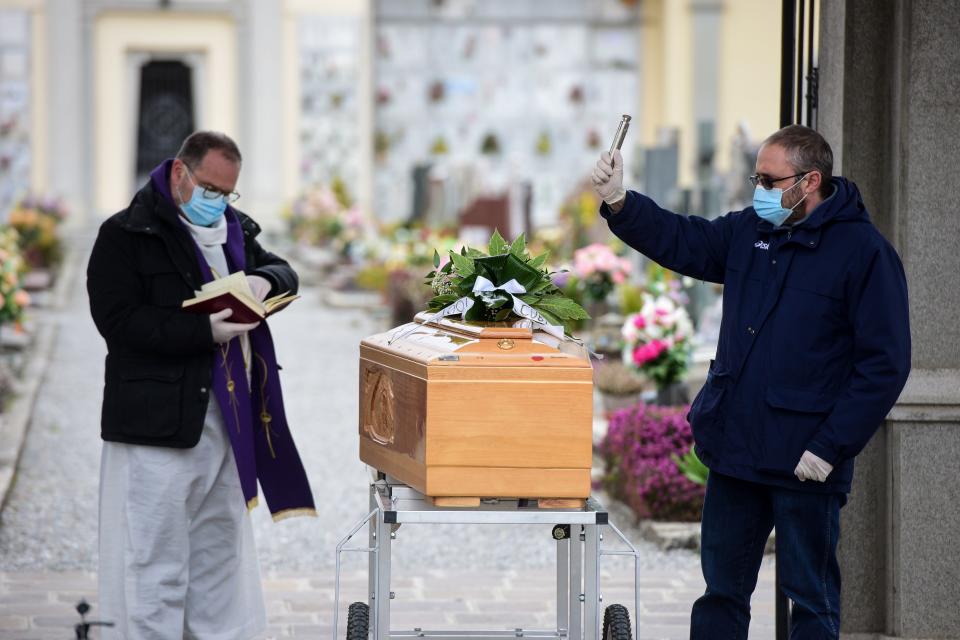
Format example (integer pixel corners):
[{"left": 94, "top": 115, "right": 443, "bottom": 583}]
[{"left": 361, "top": 312, "right": 592, "bottom": 367}]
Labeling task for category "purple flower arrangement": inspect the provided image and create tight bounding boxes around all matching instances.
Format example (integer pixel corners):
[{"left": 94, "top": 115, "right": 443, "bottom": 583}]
[{"left": 598, "top": 402, "right": 705, "bottom": 522}]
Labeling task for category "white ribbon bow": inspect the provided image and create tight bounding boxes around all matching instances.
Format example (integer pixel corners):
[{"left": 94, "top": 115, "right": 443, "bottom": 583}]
[
  {"left": 471, "top": 276, "right": 565, "bottom": 339},
  {"left": 388, "top": 275, "right": 565, "bottom": 344}
]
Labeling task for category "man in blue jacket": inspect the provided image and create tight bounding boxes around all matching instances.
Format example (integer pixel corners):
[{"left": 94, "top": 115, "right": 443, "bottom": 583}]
[{"left": 592, "top": 125, "right": 911, "bottom": 639}]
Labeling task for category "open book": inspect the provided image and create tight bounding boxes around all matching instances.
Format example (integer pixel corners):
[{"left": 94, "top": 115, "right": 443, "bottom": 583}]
[{"left": 181, "top": 272, "right": 299, "bottom": 324}]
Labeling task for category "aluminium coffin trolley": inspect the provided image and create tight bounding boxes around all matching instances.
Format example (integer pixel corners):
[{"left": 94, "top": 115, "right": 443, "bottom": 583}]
[{"left": 333, "top": 473, "right": 642, "bottom": 640}]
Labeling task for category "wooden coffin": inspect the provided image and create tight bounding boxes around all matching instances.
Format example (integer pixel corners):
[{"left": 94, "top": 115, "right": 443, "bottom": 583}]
[{"left": 359, "top": 313, "right": 594, "bottom": 502}]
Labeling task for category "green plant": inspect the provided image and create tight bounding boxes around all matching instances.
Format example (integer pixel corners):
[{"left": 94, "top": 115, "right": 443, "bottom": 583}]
[
  {"left": 618, "top": 283, "right": 644, "bottom": 315},
  {"left": 671, "top": 447, "right": 709, "bottom": 486},
  {"left": 374, "top": 130, "right": 391, "bottom": 157},
  {"left": 430, "top": 135, "right": 449, "bottom": 155},
  {"left": 536, "top": 131, "right": 552, "bottom": 156},
  {"left": 355, "top": 264, "right": 389, "bottom": 293},
  {"left": 424, "top": 230, "right": 589, "bottom": 334},
  {"left": 480, "top": 132, "right": 501, "bottom": 155}
]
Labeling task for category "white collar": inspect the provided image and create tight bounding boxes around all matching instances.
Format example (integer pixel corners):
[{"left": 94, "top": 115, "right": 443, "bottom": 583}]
[{"left": 180, "top": 213, "right": 228, "bottom": 247}]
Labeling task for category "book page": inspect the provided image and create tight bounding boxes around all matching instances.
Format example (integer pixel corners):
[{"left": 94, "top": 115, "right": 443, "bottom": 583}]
[
  {"left": 199, "top": 272, "right": 255, "bottom": 298},
  {"left": 264, "top": 292, "right": 300, "bottom": 313},
  {"left": 187, "top": 272, "right": 263, "bottom": 312}
]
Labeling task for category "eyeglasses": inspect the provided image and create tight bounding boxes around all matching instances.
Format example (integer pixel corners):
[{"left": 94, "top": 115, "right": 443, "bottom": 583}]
[
  {"left": 183, "top": 164, "right": 241, "bottom": 203},
  {"left": 748, "top": 172, "right": 806, "bottom": 190}
]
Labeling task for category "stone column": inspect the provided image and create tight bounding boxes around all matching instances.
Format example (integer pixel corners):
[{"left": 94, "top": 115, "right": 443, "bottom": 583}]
[
  {"left": 818, "top": 1, "right": 960, "bottom": 638},
  {"left": 45, "top": 0, "right": 87, "bottom": 220},
  {"left": 240, "top": 0, "right": 284, "bottom": 230}
]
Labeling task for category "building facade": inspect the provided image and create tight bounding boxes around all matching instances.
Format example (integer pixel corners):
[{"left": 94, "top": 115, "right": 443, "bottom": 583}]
[{"left": 1, "top": 0, "right": 782, "bottom": 230}]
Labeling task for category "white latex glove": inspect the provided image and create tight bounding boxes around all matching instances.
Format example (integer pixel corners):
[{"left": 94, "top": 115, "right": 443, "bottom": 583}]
[
  {"left": 210, "top": 308, "right": 260, "bottom": 344},
  {"left": 247, "top": 274, "right": 272, "bottom": 302},
  {"left": 794, "top": 450, "right": 834, "bottom": 482},
  {"left": 591, "top": 149, "right": 626, "bottom": 205}
]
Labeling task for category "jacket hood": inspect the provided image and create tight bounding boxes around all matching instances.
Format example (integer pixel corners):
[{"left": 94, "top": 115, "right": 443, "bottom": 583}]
[
  {"left": 149, "top": 158, "right": 179, "bottom": 208},
  {"left": 757, "top": 176, "right": 870, "bottom": 232}
]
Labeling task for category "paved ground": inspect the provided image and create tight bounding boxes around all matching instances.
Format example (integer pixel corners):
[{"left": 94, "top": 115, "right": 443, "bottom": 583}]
[{"left": 0, "top": 236, "right": 776, "bottom": 638}]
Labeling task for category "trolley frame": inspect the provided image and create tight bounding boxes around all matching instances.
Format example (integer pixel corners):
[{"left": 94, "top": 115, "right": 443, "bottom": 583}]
[{"left": 333, "top": 475, "right": 642, "bottom": 640}]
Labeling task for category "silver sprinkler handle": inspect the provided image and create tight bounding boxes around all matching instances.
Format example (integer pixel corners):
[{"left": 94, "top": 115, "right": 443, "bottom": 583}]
[{"left": 609, "top": 114, "right": 632, "bottom": 156}]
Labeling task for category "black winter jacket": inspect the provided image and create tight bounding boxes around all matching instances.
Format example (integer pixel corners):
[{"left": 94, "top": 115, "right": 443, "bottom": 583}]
[{"left": 87, "top": 180, "right": 298, "bottom": 448}]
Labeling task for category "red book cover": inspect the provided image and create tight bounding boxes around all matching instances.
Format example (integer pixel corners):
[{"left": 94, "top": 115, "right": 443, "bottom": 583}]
[{"left": 182, "top": 292, "right": 265, "bottom": 324}]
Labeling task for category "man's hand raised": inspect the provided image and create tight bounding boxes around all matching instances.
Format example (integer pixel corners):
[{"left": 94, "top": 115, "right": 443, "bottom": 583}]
[{"left": 592, "top": 149, "right": 626, "bottom": 207}]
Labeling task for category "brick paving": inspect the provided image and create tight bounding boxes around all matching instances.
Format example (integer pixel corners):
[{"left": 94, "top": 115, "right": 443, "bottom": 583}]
[{"left": 0, "top": 563, "right": 776, "bottom": 639}]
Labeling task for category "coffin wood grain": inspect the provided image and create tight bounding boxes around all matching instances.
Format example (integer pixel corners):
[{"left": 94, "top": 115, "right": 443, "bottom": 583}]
[{"left": 359, "top": 316, "right": 594, "bottom": 500}]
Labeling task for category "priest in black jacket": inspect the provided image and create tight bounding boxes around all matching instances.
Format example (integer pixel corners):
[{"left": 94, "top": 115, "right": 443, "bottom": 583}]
[{"left": 87, "top": 130, "right": 314, "bottom": 640}]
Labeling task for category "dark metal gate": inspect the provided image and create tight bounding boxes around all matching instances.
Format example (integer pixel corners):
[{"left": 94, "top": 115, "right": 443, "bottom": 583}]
[
  {"left": 780, "top": 0, "right": 820, "bottom": 129},
  {"left": 777, "top": 6, "right": 821, "bottom": 637},
  {"left": 135, "top": 59, "right": 195, "bottom": 184}
]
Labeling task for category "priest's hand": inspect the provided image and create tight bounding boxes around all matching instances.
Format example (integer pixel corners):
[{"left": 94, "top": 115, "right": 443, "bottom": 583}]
[
  {"left": 592, "top": 149, "right": 626, "bottom": 207},
  {"left": 794, "top": 450, "right": 834, "bottom": 482},
  {"left": 247, "top": 275, "right": 272, "bottom": 302},
  {"left": 210, "top": 308, "right": 260, "bottom": 344}
]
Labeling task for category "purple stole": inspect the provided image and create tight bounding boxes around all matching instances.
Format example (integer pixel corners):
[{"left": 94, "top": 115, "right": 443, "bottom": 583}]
[{"left": 187, "top": 210, "right": 315, "bottom": 521}]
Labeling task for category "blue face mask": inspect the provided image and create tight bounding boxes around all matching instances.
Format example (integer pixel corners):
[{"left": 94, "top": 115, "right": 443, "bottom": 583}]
[
  {"left": 752, "top": 174, "right": 809, "bottom": 227},
  {"left": 177, "top": 168, "right": 228, "bottom": 227}
]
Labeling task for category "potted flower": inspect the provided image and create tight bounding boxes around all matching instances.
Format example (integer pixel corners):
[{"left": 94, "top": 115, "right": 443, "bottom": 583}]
[
  {"left": 8, "top": 194, "right": 67, "bottom": 270},
  {"left": 621, "top": 290, "right": 694, "bottom": 405},
  {"left": 0, "top": 227, "right": 30, "bottom": 330},
  {"left": 284, "top": 179, "right": 364, "bottom": 257},
  {"left": 594, "top": 361, "right": 645, "bottom": 414},
  {"left": 598, "top": 402, "right": 704, "bottom": 522},
  {"left": 572, "top": 243, "right": 631, "bottom": 316}
]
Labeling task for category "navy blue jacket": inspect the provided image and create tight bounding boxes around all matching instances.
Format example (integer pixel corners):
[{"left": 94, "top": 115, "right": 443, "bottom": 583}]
[{"left": 601, "top": 178, "right": 911, "bottom": 493}]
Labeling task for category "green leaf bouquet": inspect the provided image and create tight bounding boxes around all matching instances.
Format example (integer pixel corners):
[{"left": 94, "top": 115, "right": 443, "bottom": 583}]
[{"left": 424, "top": 230, "right": 590, "bottom": 334}]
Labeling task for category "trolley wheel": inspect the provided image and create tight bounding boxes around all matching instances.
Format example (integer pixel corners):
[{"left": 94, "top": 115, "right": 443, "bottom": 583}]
[
  {"left": 602, "top": 604, "right": 632, "bottom": 640},
  {"left": 347, "top": 601, "right": 369, "bottom": 640},
  {"left": 552, "top": 524, "right": 571, "bottom": 540}
]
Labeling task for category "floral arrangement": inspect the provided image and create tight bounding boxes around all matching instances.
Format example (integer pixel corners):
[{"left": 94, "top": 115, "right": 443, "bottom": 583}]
[
  {"left": 354, "top": 225, "right": 463, "bottom": 326},
  {"left": 7, "top": 194, "right": 68, "bottom": 269},
  {"left": 285, "top": 178, "right": 366, "bottom": 255},
  {"left": 0, "top": 227, "right": 30, "bottom": 326},
  {"left": 357, "top": 225, "right": 461, "bottom": 277},
  {"left": 621, "top": 268, "right": 694, "bottom": 389},
  {"left": 572, "top": 242, "right": 632, "bottom": 304},
  {"left": 598, "top": 402, "right": 704, "bottom": 521},
  {"left": 425, "top": 230, "right": 588, "bottom": 332}
]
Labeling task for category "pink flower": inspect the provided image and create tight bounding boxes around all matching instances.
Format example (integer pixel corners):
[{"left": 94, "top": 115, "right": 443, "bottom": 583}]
[
  {"left": 632, "top": 345, "right": 651, "bottom": 366},
  {"left": 574, "top": 254, "right": 596, "bottom": 277},
  {"left": 648, "top": 339, "right": 667, "bottom": 358},
  {"left": 632, "top": 340, "right": 667, "bottom": 366},
  {"left": 633, "top": 315, "right": 647, "bottom": 329}
]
